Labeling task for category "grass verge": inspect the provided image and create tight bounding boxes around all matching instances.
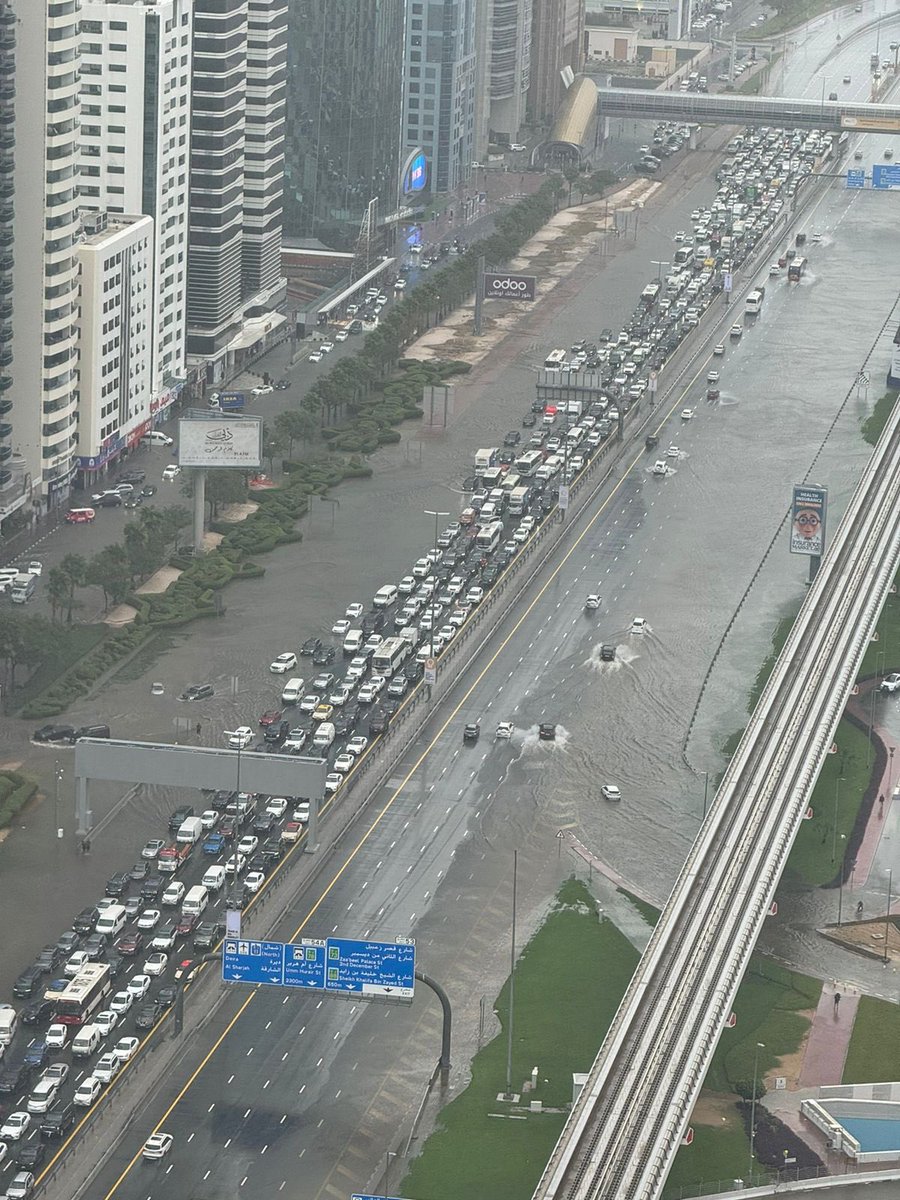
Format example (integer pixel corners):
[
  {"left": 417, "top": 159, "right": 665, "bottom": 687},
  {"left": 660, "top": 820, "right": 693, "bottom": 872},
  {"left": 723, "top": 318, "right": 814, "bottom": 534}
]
[
  {"left": 861, "top": 391, "right": 898, "bottom": 447},
  {"left": 399, "top": 880, "right": 639, "bottom": 1200},
  {"left": 843, "top": 995, "right": 900, "bottom": 1083},
  {"left": 747, "top": 0, "right": 849, "bottom": 39},
  {"left": 0, "top": 770, "right": 38, "bottom": 829},
  {"left": 617, "top": 887, "right": 661, "bottom": 927}
]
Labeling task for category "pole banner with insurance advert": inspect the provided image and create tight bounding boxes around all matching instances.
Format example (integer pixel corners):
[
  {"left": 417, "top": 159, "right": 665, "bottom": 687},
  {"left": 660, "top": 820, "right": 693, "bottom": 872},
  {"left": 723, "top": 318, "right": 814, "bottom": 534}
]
[{"left": 790, "top": 484, "right": 827, "bottom": 557}]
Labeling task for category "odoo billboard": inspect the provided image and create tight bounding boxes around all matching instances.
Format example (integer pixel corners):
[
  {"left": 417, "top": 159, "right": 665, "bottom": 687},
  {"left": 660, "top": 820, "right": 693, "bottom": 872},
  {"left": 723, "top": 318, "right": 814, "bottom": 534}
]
[{"left": 483, "top": 272, "right": 537, "bottom": 301}]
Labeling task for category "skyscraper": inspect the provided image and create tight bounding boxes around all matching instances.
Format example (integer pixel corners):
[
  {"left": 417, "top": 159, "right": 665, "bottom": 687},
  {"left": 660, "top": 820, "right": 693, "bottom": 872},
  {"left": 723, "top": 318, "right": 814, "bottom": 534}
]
[
  {"left": 487, "top": 0, "right": 532, "bottom": 139},
  {"left": 78, "top": 0, "right": 193, "bottom": 413},
  {"left": 528, "top": 0, "right": 584, "bottom": 126},
  {"left": 187, "top": 0, "right": 286, "bottom": 373},
  {"left": 9, "top": 0, "right": 82, "bottom": 512},
  {"left": 285, "top": 0, "right": 404, "bottom": 247},
  {"left": 402, "top": 0, "right": 477, "bottom": 196},
  {"left": 0, "top": 0, "right": 19, "bottom": 529}
]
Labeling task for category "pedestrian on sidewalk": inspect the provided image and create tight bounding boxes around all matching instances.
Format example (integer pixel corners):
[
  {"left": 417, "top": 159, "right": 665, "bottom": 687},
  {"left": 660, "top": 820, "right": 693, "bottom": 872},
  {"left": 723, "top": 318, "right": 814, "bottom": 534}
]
[
  {"left": 879, "top": 793, "right": 885, "bottom": 817},
  {"left": 833, "top": 991, "right": 841, "bottom": 1015}
]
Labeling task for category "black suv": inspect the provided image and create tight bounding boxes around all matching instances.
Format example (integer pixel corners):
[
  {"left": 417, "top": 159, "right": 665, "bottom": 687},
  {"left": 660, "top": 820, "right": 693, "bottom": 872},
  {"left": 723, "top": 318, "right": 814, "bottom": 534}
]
[
  {"left": 193, "top": 921, "right": 225, "bottom": 952},
  {"left": 34, "top": 946, "right": 62, "bottom": 975},
  {"left": 40, "top": 1103, "right": 76, "bottom": 1138},
  {"left": 260, "top": 839, "right": 284, "bottom": 865},
  {"left": 13, "top": 966, "right": 44, "bottom": 999},
  {"left": 105, "top": 871, "right": 130, "bottom": 897},
  {"left": 72, "top": 907, "right": 99, "bottom": 935},
  {"left": 180, "top": 683, "right": 214, "bottom": 702},
  {"left": 0, "top": 1063, "right": 32, "bottom": 1094},
  {"left": 168, "top": 804, "right": 194, "bottom": 832}
]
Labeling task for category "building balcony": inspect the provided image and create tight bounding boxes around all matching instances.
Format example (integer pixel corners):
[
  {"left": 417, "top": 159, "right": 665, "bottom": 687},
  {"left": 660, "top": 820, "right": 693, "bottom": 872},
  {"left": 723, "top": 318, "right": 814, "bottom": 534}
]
[
  {"left": 0, "top": 376, "right": 10, "bottom": 394},
  {"left": 0, "top": 253, "right": 12, "bottom": 274},
  {"left": 0, "top": 422, "right": 12, "bottom": 441},
  {"left": 0, "top": 445, "right": 11, "bottom": 463},
  {"left": 0, "top": 179, "right": 13, "bottom": 199},
  {"left": 0, "top": 299, "right": 11, "bottom": 320},
  {"left": 0, "top": 107, "right": 13, "bottom": 128},
  {"left": 0, "top": 129, "right": 14, "bottom": 151},
  {"left": 0, "top": 397, "right": 11, "bottom": 415},
  {"left": 0, "top": 29, "right": 14, "bottom": 52},
  {"left": 0, "top": 81, "right": 13, "bottom": 102},
  {"left": 0, "top": 348, "right": 11, "bottom": 369},
  {"left": 0, "top": 470, "right": 11, "bottom": 489},
  {"left": 0, "top": 277, "right": 11, "bottom": 296}
]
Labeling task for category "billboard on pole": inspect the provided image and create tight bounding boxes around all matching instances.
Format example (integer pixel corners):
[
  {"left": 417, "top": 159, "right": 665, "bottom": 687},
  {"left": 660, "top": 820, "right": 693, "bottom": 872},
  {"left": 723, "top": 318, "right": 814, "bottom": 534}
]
[
  {"left": 483, "top": 272, "right": 536, "bottom": 301},
  {"left": 790, "top": 484, "right": 827, "bottom": 557},
  {"left": 178, "top": 416, "right": 263, "bottom": 469}
]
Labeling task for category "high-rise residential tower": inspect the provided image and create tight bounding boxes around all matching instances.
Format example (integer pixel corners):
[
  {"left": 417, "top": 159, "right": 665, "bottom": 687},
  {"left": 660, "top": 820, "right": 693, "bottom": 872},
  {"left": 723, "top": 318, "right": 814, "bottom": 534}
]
[
  {"left": 528, "top": 0, "right": 584, "bottom": 126},
  {"left": 8, "top": 0, "right": 82, "bottom": 511},
  {"left": 0, "top": 0, "right": 20, "bottom": 528},
  {"left": 78, "top": 0, "right": 192, "bottom": 414}
]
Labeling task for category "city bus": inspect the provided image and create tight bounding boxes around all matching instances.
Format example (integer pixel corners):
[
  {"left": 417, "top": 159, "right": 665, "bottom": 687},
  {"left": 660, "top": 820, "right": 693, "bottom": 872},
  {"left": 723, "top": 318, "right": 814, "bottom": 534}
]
[
  {"left": 543, "top": 349, "right": 566, "bottom": 369},
  {"left": 54, "top": 963, "right": 111, "bottom": 1025},
  {"left": 514, "top": 449, "right": 543, "bottom": 477},
  {"left": 640, "top": 282, "right": 661, "bottom": 306},
  {"left": 788, "top": 257, "right": 806, "bottom": 282},
  {"left": 372, "top": 636, "right": 411, "bottom": 677},
  {"left": 475, "top": 520, "right": 504, "bottom": 554},
  {"left": 745, "top": 287, "right": 765, "bottom": 315}
]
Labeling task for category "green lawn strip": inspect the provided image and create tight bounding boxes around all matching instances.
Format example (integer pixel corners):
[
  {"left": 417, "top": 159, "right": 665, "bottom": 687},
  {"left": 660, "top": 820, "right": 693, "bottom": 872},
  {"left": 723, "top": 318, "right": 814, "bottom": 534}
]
[
  {"left": 857, "top": 588, "right": 900, "bottom": 678},
  {"left": 861, "top": 391, "right": 899, "bottom": 446},
  {"left": 0, "top": 770, "right": 38, "bottom": 829},
  {"left": 664, "top": 1123, "right": 754, "bottom": 1198},
  {"left": 783, "top": 719, "right": 872, "bottom": 889},
  {"left": 399, "top": 880, "right": 639, "bottom": 1200},
  {"left": 843, "top": 995, "right": 900, "bottom": 1083},
  {"left": 746, "top": 0, "right": 848, "bottom": 39},
  {"left": 703, "top": 959, "right": 820, "bottom": 1095},
  {"left": 666, "top": 960, "right": 820, "bottom": 1194},
  {"left": 616, "top": 887, "right": 661, "bottom": 927}
]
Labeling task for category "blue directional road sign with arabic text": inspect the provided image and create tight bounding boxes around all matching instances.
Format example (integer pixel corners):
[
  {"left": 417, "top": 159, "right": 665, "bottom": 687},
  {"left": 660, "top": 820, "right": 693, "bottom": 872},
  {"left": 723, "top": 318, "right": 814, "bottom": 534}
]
[
  {"left": 872, "top": 163, "right": 900, "bottom": 190},
  {"left": 352, "top": 1194, "right": 405, "bottom": 1200},
  {"left": 846, "top": 168, "right": 865, "bottom": 189},
  {"left": 223, "top": 935, "right": 415, "bottom": 1001}
]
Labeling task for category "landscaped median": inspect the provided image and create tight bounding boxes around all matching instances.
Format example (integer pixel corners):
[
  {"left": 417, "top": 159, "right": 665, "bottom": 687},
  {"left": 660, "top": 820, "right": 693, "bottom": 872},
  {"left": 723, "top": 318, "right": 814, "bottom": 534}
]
[
  {"left": 399, "top": 880, "right": 639, "bottom": 1200},
  {"left": 0, "top": 770, "right": 37, "bottom": 832}
]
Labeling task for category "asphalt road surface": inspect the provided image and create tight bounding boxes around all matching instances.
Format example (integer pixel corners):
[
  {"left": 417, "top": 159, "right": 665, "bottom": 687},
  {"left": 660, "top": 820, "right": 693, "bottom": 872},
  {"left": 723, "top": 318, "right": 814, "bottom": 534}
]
[{"left": 5, "top": 16, "right": 900, "bottom": 1198}]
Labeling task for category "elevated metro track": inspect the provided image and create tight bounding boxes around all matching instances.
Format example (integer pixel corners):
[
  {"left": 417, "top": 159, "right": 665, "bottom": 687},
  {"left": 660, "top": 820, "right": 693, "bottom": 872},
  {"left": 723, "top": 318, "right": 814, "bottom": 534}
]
[
  {"left": 595, "top": 86, "right": 900, "bottom": 134},
  {"left": 532, "top": 408, "right": 900, "bottom": 1200}
]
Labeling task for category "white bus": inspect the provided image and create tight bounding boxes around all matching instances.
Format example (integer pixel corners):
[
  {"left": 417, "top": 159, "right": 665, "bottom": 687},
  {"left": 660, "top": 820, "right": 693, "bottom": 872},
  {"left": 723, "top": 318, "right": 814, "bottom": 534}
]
[
  {"left": 514, "top": 450, "right": 543, "bottom": 477},
  {"left": 53, "top": 963, "right": 111, "bottom": 1026},
  {"left": 745, "top": 288, "right": 764, "bottom": 315},
  {"left": 372, "top": 636, "right": 411, "bottom": 677},
  {"left": 543, "top": 349, "right": 566, "bottom": 369},
  {"left": 475, "top": 520, "right": 504, "bottom": 554}
]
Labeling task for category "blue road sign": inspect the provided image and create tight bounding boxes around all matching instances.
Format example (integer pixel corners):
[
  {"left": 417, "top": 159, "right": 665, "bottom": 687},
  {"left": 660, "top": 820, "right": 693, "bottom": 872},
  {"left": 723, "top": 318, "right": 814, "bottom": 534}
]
[
  {"left": 872, "top": 163, "right": 900, "bottom": 190},
  {"left": 846, "top": 168, "right": 866, "bottom": 189},
  {"left": 325, "top": 937, "right": 416, "bottom": 998},
  {"left": 223, "top": 936, "right": 415, "bottom": 1000},
  {"left": 222, "top": 938, "right": 285, "bottom": 986},
  {"left": 352, "top": 1194, "right": 405, "bottom": 1200}
]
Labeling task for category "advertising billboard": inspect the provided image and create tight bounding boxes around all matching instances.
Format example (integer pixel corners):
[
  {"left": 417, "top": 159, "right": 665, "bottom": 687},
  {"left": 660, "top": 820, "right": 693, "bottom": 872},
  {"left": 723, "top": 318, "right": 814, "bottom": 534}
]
[
  {"left": 400, "top": 148, "right": 428, "bottom": 195},
  {"left": 178, "top": 416, "right": 263, "bottom": 470},
  {"left": 483, "top": 272, "right": 537, "bottom": 301},
  {"left": 790, "top": 484, "right": 827, "bottom": 557},
  {"left": 841, "top": 114, "right": 900, "bottom": 133}
]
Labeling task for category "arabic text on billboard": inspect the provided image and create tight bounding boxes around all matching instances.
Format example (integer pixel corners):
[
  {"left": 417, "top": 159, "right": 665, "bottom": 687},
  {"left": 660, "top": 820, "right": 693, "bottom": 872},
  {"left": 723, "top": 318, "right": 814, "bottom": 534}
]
[
  {"left": 790, "top": 484, "right": 827, "bottom": 557},
  {"left": 178, "top": 418, "right": 263, "bottom": 469},
  {"left": 483, "top": 272, "right": 537, "bottom": 301}
]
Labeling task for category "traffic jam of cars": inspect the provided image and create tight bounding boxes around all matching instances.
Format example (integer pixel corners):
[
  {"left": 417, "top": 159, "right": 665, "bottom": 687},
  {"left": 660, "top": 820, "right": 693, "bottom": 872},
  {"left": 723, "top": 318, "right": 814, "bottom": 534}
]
[{"left": 0, "top": 121, "right": 846, "bottom": 1190}]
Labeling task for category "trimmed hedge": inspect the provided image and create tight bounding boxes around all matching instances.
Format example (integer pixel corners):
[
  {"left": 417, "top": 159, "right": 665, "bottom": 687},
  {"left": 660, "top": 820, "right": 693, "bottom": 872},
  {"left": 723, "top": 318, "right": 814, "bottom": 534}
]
[{"left": 0, "top": 771, "right": 39, "bottom": 829}]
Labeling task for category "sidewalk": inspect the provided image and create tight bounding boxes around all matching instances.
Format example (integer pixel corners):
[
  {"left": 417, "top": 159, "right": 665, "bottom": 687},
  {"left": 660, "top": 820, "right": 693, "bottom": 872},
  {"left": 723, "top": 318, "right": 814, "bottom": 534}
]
[{"left": 797, "top": 983, "right": 859, "bottom": 1088}]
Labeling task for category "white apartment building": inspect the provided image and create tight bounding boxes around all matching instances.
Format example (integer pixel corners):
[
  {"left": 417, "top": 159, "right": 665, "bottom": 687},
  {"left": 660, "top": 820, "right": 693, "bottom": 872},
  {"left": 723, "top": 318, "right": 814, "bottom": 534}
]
[
  {"left": 78, "top": 0, "right": 192, "bottom": 416},
  {"left": 75, "top": 212, "right": 153, "bottom": 478},
  {"left": 9, "top": 0, "right": 82, "bottom": 511}
]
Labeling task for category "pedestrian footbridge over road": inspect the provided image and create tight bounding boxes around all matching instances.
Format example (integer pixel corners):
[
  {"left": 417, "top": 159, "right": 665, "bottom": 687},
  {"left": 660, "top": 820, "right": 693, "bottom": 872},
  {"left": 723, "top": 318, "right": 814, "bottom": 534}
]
[{"left": 595, "top": 86, "right": 900, "bottom": 135}]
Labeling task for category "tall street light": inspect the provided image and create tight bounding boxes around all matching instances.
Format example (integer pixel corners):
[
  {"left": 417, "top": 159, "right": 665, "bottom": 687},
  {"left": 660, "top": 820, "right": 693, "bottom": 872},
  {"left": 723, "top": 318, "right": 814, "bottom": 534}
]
[
  {"left": 651, "top": 259, "right": 670, "bottom": 282},
  {"left": 749, "top": 1041, "right": 765, "bottom": 1181}
]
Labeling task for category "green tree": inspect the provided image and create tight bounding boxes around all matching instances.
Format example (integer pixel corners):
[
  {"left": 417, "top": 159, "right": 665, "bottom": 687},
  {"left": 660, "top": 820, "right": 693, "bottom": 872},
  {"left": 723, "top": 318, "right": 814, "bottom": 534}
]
[
  {"left": 274, "top": 409, "right": 318, "bottom": 456},
  {"left": 586, "top": 169, "right": 617, "bottom": 198},
  {"left": 86, "top": 544, "right": 132, "bottom": 611},
  {"left": 204, "top": 469, "right": 247, "bottom": 519},
  {"left": 57, "top": 554, "right": 87, "bottom": 623},
  {"left": 45, "top": 566, "right": 69, "bottom": 623}
]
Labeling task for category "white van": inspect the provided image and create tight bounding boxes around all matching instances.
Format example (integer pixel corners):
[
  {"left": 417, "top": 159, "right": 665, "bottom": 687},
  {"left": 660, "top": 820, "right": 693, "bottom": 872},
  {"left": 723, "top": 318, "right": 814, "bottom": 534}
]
[
  {"left": 281, "top": 677, "right": 304, "bottom": 704},
  {"left": 202, "top": 865, "right": 226, "bottom": 892},
  {"left": 140, "top": 430, "right": 174, "bottom": 446},
  {"left": 343, "top": 629, "right": 363, "bottom": 654},
  {"left": 0, "top": 1004, "right": 18, "bottom": 1046},
  {"left": 312, "top": 722, "right": 335, "bottom": 750},
  {"left": 182, "top": 884, "right": 209, "bottom": 917},
  {"left": 72, "top": 1024, "right": 102, "bottom": 1058},
  {"left": 373, "top": 585, "right": 398, "bottom": 609},
  {"left": 95, "top": 904, "right": 127, "bottom": 937}
]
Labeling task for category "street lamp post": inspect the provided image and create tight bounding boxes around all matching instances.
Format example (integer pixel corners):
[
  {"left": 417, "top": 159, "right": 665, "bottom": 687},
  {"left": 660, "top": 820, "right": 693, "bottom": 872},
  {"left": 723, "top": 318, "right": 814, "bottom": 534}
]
[
  {"left": 54, "top": 760, "right": 64, "bottom": 840},
  {"left": 749, "top": 1041, "right": 765, "bottom": 1181},
  {"left": 884, "top": 867, "right": 894, "bottom": 965},
  {"left": 651, "top": 259, "right": 670, "bottom": 282},
  {"left": 832, "top": 774, "right": 842, "bottom": 864}
]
